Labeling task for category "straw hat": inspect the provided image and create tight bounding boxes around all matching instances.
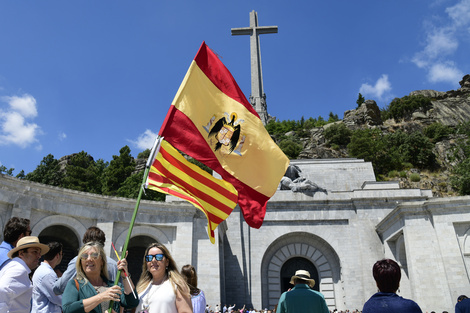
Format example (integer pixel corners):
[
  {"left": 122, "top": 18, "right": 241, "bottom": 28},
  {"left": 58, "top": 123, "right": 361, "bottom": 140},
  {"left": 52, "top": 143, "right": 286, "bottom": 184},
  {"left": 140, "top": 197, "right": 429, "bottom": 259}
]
[
  {"left": 289, "top": 269, "right": 315, "bottom": 288},
  {"left": 7, "top": 236, "right": 49, "bottom": 258}
]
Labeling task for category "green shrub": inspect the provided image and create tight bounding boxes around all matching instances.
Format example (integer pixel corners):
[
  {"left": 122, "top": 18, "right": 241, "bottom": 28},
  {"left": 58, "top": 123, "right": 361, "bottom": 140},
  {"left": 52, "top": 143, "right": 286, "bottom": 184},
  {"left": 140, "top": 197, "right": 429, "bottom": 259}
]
[
  {"left": 279, "top": 139, "right": 303, "bottom": 159},
  {"left": 347, "top": 129, "right": 399, "bottom": 176},
  {"left": 388, "top": 170, "right": 399, "bottom": 177},
  {"left": 381, "top": 95, "right": 432, "bottom": 122},
  {"left": 402, "top": 163, "right": 413, "bottom": 170},
  {"left": 410, "top": 173, "right": 421, "bottom": 182},
  {"left": 451, "top": 158, "right": 470, "bottom": 195},
  {"left": 424, "top": 123, "right": 453, "bottom": 143},
  {"left": 324, "top": 123, "right": 352, "bottom": 146},
  {"left": 400, "top": 132, "right": 436, "bottom": 169},
  {"left": 438, "top": 182, "right": 447, "bottom": 188},
  {"left": 399, "top": 171, "right": 407, "bottom": 178},
  {"left": 331, "top": 143, "right": 340, "bottom": 150}
]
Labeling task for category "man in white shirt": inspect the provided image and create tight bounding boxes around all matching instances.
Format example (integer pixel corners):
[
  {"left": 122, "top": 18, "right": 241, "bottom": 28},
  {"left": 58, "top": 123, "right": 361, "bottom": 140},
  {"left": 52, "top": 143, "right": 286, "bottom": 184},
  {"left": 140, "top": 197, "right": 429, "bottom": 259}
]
[
  {"left": 31, "top": 242, "right": 63, "bottom": 313},
  {"left": 0, "top": 236, "right": 49, "bottom": 313},
  {"left": 228, "top": 304, "right": 236, "bottom": 313}
]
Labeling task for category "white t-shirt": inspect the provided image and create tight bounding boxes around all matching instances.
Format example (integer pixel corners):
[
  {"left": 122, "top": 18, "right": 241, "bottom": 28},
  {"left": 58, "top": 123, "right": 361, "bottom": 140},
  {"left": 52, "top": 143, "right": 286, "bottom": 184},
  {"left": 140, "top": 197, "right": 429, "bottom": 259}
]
[{"left": 136, "top": 280, "right": 177, "bottom": 313}]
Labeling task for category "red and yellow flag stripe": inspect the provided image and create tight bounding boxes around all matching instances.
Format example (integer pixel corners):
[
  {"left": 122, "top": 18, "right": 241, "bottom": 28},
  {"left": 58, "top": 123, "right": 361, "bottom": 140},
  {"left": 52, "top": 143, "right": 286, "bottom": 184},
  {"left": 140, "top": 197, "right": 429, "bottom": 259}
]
[{"left": 146, "top": 139, "right": 238, "bottom": 243}]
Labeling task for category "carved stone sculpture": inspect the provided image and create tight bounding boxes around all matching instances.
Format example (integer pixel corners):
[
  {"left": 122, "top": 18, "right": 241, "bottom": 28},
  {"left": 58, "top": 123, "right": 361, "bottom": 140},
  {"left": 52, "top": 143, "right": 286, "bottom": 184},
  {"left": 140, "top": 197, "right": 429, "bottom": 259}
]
[{"left": 281, "top": 164, "right": 327, "bottom": 194}]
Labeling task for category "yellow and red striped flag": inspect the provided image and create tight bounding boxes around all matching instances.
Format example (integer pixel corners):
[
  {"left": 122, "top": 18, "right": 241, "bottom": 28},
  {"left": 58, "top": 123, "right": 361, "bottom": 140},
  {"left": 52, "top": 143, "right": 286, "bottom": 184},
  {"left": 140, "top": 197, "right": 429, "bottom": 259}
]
[
  {"left": 146, "top": 138, "right": 238, "bottom": 243},
  {"left": 158, "top": 42, "right": 289, "bottom": 229}
]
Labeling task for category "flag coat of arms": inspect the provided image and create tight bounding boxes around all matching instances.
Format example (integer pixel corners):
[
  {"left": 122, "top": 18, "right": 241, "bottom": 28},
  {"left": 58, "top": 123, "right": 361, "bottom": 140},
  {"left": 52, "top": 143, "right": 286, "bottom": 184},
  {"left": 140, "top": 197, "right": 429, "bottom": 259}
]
[{"left": 149, "top": 41, "right": 289, "bottom": 234}]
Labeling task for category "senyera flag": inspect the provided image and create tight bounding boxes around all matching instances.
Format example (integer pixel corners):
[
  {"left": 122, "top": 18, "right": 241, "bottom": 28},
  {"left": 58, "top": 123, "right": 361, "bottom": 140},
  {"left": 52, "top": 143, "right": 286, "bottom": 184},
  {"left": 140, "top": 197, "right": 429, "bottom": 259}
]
[
  {"left": 146, "top": 138, "right": 238, "bottom": 243},
  {"left": 157, "top": 41, "right": 289, "bottom": 229}
]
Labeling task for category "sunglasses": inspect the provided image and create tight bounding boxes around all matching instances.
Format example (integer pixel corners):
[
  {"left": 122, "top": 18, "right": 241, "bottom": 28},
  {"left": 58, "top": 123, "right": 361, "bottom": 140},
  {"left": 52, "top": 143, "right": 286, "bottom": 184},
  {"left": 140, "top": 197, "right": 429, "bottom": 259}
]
[
  {"left": 145, "top": 254, "right": 165, "bottom": 262},
  {"left": 80, "top": 252, "right": 100, "bottom": 260}
]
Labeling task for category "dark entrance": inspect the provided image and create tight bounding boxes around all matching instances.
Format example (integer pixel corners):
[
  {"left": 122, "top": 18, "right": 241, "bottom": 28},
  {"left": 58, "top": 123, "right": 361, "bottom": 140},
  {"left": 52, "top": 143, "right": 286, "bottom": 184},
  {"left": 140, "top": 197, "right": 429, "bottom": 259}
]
[
  {"left": 280, "top": 257, "right": 319, "bottom": 292},
  {"left": 127, "top": 235, "right": 157, "bottom": 285},
  {"left": 38, "top": 225, "right": 80, "bottom": 273}
]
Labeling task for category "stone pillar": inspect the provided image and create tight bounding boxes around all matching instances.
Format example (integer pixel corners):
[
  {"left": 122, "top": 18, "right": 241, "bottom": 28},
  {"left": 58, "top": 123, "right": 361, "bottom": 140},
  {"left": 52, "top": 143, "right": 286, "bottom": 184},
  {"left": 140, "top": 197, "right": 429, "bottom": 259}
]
[
  {"left": 97, "top": 221, "right": 114, "bottom": 257},
  {"left": 403, "top": 215, "right": 452, "bottom": 311}
]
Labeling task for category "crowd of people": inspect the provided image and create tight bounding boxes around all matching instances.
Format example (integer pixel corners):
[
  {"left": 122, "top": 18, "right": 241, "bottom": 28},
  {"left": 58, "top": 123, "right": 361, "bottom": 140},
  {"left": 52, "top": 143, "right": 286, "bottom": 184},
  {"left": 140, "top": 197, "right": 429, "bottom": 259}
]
[
  {"left": 1, "top": 216, "right": 469, "bottom": 313},
  {"left": 0, "top": 218, "right": 194, "bottom": 313}
]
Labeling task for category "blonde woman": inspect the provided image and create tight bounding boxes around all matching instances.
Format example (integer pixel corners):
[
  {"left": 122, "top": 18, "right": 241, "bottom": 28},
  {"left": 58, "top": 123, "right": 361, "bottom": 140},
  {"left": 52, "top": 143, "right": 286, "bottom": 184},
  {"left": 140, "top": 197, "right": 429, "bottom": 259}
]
[
  {"left": 135, "top": 243, "right": 192, "bottom": 313},
  {"left": 62, "top": 242, "right": 139, "bottom": 313}
]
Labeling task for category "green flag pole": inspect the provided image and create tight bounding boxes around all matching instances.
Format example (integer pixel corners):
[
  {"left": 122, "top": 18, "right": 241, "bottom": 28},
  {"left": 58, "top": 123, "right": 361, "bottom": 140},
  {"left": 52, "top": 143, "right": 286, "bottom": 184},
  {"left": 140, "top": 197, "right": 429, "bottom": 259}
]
[
  {"left": 107, "top": 136, "right": 162, "bottom": 313},
  {"left": 117, "top": 165, "right": 150, "bottom": 276},
  {"left": 107, "top": 166, "right": 149, "bottom": 312}
]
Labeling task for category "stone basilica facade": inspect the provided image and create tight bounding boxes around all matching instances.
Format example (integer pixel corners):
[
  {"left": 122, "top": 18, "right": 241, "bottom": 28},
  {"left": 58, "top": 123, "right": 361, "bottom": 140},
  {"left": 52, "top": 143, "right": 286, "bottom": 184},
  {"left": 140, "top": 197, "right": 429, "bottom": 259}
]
[{"left": 1, "top": 158, "right": 470, "bottom": 312}]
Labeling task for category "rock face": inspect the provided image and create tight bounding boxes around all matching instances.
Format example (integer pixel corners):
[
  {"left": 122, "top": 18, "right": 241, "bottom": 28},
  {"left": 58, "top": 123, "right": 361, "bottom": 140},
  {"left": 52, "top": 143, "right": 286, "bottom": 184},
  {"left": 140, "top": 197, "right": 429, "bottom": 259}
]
[
  {"left": 343, "top": 100, "right": 383, "bottom": 129},
  {"left": 411, "top": 75, "right": 470, "bottom": 126},
  {"left": 58, "top": 153, "right": 94, "bottom": 171},
  {"left": 296, "top": 74, "right": 470, "bottom": 196}
]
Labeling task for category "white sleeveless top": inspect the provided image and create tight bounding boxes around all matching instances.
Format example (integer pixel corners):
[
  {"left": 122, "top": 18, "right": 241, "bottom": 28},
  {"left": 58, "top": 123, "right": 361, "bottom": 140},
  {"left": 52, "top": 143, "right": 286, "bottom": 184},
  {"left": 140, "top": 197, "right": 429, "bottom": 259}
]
[{"left": 136, "top": 280, "right": 177, "bottom": 313}]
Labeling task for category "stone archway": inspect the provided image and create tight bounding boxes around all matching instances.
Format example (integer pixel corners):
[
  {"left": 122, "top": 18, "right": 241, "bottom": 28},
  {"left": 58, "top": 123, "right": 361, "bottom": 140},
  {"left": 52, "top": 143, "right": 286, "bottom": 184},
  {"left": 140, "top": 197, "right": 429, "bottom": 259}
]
[
  {"left": 261, "top": 232, "right": 341, "bottom": 310},
  {"left": 114, "top": 226, "right": 170, "bottom": 285},
  {"left": 33, "top": 216, "right": 85, "bottom": 273},
  {"left": 280, "top": 257, "right": 319, "bottom": 292}
]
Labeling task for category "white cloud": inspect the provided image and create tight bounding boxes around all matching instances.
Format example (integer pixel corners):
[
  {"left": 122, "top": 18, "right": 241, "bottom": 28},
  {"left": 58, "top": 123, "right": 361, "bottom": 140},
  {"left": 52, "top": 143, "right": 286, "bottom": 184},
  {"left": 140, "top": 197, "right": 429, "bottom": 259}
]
[
  {"left": 58, "top": 132, "right": 67, "bottom": 141},
  {"left": 129, "top": 129, "right": 158, "bottom": 151},
  {"left": 425, "top": 28, "right": 458, "bottom": 58},
  {"left": 428, "top": 62, "right": 464, "bottom": 83},
  {"left": 359, "top": 74, "right": 392, "bottom": 100},
  {"left": 0, "top": 94, "right": 40, "bottom": 148},
  {"left": 3, "top": 94, "right": 38, "bottom": 118},
  {"left": 446, "top": 0, "right": 470, "bottom": 27},
  {"left": 412, "top": 0, "right": 470, "bottom": 83}
]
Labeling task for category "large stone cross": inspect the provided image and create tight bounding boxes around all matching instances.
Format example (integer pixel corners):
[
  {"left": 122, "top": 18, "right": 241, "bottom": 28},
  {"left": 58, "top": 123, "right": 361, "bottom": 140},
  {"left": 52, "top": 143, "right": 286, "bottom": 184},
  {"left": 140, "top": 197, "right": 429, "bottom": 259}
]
[{"left": 231, "top": 10, "right": 277, "bottom": 125}]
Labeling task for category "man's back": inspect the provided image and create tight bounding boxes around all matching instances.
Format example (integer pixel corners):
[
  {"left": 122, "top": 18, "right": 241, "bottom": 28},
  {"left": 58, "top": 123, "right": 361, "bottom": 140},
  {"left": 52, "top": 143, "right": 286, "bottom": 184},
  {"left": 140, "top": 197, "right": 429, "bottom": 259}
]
[
  {"left": 456, "top": 298, "right": 470, "bottom": 313},
  {"left": 362, "top": 292, "right": 422, "bottom": 313},
  {"left": 31, "top": 262, "right": 62, "bottom": 313},
  {"left": 277, "top": 284, "right": 329, "bottom": 313}
]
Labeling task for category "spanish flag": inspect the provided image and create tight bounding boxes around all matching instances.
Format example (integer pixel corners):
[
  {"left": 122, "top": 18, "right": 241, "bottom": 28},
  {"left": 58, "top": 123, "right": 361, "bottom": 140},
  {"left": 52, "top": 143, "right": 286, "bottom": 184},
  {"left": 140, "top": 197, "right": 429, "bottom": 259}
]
[
  {"left": 158, "top": 42, "right": 289, "bottom": 228},
  {"left": 146, "top": 138, "right": 238, "bottom": 243}
]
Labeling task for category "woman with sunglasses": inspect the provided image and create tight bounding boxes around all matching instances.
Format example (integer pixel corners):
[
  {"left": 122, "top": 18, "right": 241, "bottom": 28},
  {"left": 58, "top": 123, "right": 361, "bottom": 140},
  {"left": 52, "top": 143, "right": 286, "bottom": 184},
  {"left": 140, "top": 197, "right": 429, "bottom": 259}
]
[
  {"left": 62, "top": 242, "right": 139, "bottom": 313},
  {"left": 135, "top": 243, "right": 192, "bottom": 313}
]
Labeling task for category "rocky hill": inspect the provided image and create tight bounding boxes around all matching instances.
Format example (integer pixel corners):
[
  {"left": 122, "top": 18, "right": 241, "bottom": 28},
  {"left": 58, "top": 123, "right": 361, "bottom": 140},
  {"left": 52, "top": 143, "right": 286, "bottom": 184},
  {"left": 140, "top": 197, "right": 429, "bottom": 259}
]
[{"left": 296, "top": 74, "right": 470, "bottom": 197}]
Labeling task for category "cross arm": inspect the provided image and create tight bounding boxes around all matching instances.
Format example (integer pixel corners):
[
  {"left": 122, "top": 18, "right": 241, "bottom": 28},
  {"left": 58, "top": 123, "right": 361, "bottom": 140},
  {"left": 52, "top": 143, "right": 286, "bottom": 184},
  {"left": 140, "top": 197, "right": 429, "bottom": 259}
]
[
  {"left": 256, "top": 26, "right": 278, "bottom": 34},
  {"left": 231, "top": 27, "right": 252, "bottom": 36}
]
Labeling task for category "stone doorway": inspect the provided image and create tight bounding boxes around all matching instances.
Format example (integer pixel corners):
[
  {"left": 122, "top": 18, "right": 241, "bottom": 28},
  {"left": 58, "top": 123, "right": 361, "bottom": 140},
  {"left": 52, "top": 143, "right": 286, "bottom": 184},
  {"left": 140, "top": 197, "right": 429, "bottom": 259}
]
[
  {"left": 280, "top": 257, "right": 319, "bottom": 292},
  {"left": 38, "top": 225, "right": 80, "bottom": 273},
  {"left": 127, "top": 235, "right": 157, "bottom": 285},
  {"left": 261, "top": 232, "right": 341, "bottom": 310}
]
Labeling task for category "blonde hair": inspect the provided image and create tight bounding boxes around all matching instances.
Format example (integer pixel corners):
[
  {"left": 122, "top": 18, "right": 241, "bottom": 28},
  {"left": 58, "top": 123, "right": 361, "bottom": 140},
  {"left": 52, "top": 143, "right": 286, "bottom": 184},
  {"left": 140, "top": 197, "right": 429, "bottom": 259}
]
[
  {"left": 75, "top": 242, "right": 109, "bottom": 284},
  {"left": 136, "top": 243, "right": 190, "bottom": 298}
]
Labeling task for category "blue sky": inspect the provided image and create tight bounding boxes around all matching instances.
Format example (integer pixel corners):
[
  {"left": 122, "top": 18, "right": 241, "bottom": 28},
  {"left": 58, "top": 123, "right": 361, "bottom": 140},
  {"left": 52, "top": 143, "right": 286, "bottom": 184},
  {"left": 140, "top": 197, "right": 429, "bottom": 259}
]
[{"left": 1, "top": 0, "right": 469, "bottom": 175}]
